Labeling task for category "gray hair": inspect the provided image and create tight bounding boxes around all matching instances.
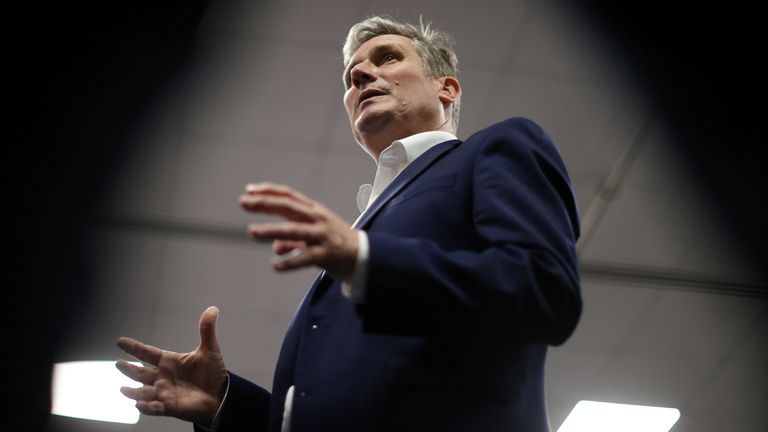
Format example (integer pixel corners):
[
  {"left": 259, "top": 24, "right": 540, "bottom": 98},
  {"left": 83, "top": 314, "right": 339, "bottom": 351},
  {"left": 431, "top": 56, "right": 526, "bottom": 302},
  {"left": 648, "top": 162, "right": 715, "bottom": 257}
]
[{"left": 342, "top": 16, "right": 461, "bottom": 132}]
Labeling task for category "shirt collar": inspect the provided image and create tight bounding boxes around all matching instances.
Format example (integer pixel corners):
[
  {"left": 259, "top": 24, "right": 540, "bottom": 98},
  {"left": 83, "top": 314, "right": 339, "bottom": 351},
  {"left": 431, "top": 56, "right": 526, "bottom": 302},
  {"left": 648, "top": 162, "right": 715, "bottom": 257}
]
[
  {"left": 357, "top": 130, "right": 458, "bottom": 213},
  {"left": 378, "top": 130, "right": 458, "bottom": 168}
]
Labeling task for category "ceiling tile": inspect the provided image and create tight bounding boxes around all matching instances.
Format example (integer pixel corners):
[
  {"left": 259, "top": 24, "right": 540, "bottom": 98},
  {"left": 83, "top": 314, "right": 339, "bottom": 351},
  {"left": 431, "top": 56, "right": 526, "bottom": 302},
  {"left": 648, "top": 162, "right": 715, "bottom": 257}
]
[
  {"left": 579, "top": 122, "right": 759, "bottom": 280},
  {"left": 509, "top": 1, "right": 633, "bottom": 87},
  {"left": 452, "top": 67, "right": 503, "bottom": 140},
  {"left": 589, "top": 351, "right": 712, "bottom": 411},
  {"left": 566, "top": 281, "right": 663, "bottom": 352},
  {"left": 57, "top": 229, "right": 166, "bottom": 361},
  {"left": 328, "top": 106, "right": 364, "bottom": 156},
  {"left": 675, "top": 226, "right": 764, "bottom": 283},
  {"left": 546, "top": 284, "right": 768, "bottom": 431},
  {"left": 245, "top": 0, "right": 365, "bottom": 45},
  {"left": 726, "top": 309, "right": 768, "bottom": 367},
  {"left": 684, "top": 360, "right": 768, "bottom": 424},
  {"left": 486, "top": 72, "right": 648, "bottom": 186},
  {"left": 154, "top": 237, "right": 314, "bottom": 321},
  {"left": 104, "top": 100, "right": 184, "bottom": 218},
  {"left": 571, "top": 177, "right": 599, "bottom": 219},
  {"left": 579, "top": 185, "right": 704, "bottom": 268},
  {"left": 182, "top": 40, "right": 341, "bottom": 151},
  {"left": 362, "top": 0, "right": 528, "bottom": 70},
  {"left": 618, "top": 289, "right": 761, "bottom": 362},
  {"left": 619, "top": 120, "right": 693, "bottom": 193},
  {"left": 170, "top": 137, "right": 321, "bottom": 224},
  {"left": 196, "top": 0, "right": 358, "bottom": 48}
]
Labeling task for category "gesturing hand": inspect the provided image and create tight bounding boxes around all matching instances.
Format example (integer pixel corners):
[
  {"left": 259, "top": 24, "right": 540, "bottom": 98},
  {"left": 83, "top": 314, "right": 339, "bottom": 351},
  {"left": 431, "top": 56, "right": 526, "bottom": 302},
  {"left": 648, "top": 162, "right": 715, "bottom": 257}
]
[
  {"left": 115, "top": 306, "right": 228, "bottom": 427},
  {"left": 240, "top": 182, "right": 359, "bottom": 282}
]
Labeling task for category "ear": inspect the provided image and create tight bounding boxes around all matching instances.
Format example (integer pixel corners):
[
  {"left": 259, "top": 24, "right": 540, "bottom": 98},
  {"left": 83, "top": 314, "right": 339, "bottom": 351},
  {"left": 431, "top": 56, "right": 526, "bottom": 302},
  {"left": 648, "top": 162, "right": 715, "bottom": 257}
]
[{"left": 437, "top": 76, "right": 461, "bottom": 106}]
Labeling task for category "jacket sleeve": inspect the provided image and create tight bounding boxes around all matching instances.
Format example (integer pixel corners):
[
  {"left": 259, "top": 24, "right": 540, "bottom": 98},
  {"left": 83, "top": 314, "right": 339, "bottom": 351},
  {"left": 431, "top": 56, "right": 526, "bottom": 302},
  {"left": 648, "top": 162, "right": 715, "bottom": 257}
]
[
  {"left": 193, "top": 372, "right": 271, "bottom": 432},
  {"left": 358, "top": 118, "right": 582, "bottom": 346}
]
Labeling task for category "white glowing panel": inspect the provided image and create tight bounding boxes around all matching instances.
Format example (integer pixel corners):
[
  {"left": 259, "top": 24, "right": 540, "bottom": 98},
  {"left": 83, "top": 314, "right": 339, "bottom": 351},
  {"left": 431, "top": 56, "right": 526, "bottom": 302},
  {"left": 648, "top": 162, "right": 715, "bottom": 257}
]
[
  {"left": 51, "top": 361, "right": 142, "bottom": 424},
  {"left": 558, "top": 400, "right": 680, "bottom": 432}
]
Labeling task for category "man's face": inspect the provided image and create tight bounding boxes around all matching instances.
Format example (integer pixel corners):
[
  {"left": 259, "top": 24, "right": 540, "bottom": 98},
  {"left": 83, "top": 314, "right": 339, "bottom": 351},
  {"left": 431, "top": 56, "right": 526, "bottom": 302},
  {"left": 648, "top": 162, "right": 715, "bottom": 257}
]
[{"left": 343, "top": 34, "right": 444, "bottom": 151}]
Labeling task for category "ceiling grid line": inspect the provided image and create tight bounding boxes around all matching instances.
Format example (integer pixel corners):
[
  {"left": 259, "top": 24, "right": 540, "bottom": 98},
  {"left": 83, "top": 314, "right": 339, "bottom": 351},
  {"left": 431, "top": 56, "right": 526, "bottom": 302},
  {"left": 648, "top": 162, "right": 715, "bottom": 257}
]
[
  {"left": 676, "top": 311, "right": 763, "bottom": 422},
  {"left": 577, "top": 111, "right": 655, "bottom": 252},
  {"left": 90, "top": 214, "right": 768, "bottom": 297}
]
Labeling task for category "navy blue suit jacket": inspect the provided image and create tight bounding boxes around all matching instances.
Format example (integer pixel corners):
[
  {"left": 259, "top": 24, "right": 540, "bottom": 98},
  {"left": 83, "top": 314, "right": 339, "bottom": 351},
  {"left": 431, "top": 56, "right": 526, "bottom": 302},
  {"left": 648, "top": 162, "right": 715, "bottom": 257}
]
[{"left": 205, "top": 117, "right": 582, "bottom": 432}]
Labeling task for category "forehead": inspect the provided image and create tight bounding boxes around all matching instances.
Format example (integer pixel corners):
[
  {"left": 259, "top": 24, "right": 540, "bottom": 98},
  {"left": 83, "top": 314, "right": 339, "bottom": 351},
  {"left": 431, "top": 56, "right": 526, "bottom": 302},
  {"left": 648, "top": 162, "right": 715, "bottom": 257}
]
[{"left": 348, "top": 34, "right": 417, "bottom": 64}]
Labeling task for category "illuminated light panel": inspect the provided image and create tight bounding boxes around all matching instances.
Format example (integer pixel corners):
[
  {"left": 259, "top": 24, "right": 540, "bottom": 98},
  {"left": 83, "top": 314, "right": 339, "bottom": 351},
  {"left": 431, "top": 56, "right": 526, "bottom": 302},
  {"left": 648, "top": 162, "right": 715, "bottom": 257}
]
[
  {"left": 51, "top": 361, "right": 142, "bottom": 424},
  {"left": 558, "top": 400, "right": 680, "bottom": 432}
]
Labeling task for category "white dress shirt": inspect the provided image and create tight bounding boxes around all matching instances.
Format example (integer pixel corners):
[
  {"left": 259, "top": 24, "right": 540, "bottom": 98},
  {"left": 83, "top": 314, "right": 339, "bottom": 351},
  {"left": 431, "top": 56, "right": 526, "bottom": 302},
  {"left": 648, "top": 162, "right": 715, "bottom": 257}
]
[
  {"left": 206, "top": 130, "right": 457, "bottom": 432},
  {"left": 342, "top": 130, "right": 458, "bottom": 302}
]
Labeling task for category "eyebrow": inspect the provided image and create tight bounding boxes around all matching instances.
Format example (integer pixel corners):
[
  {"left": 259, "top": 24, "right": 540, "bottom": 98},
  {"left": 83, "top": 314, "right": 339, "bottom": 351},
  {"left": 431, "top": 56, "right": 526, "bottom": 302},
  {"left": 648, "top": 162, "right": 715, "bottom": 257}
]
[{"left": 343, "top": 42, "right": 405, "bottom": 86}]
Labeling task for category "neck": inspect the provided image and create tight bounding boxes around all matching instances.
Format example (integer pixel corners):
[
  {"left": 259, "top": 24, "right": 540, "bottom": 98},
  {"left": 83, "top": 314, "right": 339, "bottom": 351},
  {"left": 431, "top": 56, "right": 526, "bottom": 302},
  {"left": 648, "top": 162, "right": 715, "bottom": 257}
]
[{"left": 359, "top": 118, "right": 453, "bottom": 162}]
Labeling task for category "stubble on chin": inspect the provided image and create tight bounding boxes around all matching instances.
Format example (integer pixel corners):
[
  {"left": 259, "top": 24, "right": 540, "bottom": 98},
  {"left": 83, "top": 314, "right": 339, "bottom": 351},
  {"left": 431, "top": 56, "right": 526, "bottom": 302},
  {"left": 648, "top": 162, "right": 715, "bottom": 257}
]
[{"left": 354, "top": 105, "right": 392, "bottom": 135}]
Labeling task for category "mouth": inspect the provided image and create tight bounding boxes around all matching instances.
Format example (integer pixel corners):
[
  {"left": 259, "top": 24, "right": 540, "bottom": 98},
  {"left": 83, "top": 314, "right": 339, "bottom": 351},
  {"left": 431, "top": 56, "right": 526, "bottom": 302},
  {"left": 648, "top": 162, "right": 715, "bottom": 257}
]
[{"left": 358, "top": 88, "right": 387, "bottom": 107}]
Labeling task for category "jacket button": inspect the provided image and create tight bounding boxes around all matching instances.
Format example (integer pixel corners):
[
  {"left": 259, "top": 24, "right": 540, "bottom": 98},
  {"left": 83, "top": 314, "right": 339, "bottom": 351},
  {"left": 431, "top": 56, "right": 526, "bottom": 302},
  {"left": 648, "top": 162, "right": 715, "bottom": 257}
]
[{"left": 311, "top": 324, "right": 318, "bottom": 330}]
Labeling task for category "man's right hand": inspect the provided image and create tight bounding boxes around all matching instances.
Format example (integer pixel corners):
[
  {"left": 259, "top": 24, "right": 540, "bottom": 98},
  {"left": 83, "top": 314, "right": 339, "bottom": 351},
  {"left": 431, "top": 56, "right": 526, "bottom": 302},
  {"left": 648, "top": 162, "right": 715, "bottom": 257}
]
[{"left": 116, "top": 306, "right": 228, "bottom": 427}]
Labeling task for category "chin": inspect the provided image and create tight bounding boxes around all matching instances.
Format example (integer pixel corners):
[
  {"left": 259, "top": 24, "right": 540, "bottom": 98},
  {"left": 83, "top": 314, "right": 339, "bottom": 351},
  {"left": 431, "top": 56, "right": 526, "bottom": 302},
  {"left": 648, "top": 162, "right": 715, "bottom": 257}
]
[{"left": 354, "top": 113, "right": 390, "bottom": 134}]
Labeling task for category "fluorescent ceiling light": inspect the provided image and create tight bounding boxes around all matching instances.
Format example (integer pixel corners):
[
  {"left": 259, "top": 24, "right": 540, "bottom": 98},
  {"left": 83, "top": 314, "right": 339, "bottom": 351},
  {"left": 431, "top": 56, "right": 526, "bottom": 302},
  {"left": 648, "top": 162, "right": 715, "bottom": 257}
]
[
  {"left": 558, "top": 400, "right": 680, "bottom": 432},
  {"left": 51, "top": 361, "right": 142, "bottom": 424}
]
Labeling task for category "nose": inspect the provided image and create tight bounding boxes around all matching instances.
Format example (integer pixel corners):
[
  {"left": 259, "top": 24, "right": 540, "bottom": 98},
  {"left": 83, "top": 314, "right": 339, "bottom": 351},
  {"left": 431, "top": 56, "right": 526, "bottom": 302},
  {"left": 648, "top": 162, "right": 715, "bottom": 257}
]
[{"left": 349, "top": 62, "right": 376, "bottom": 89}]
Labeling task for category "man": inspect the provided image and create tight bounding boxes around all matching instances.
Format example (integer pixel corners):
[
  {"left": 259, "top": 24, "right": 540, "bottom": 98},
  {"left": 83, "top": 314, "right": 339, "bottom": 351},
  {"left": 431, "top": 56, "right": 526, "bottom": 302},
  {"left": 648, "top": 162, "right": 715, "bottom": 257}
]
[{"left": 116, "top": 16, "right": 582, "bottom": 432}]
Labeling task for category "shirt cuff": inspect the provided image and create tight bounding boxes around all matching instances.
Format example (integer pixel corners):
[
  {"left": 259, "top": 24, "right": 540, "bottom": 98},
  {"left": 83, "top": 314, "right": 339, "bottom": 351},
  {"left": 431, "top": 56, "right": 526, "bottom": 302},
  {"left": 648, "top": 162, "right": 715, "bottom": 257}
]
[
  {"left": 341, "top": 230, "right": 368, "bottom": 303},
  {"left": 195, "top": 373, "right": 230, "bottom": 431}
]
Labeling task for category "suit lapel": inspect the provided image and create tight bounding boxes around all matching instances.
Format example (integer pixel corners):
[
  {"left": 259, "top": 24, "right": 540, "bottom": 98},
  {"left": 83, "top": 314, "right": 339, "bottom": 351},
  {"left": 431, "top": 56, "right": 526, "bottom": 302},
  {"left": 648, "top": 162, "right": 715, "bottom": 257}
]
[
  {"left": 287, "top": 270, "right": 326, "bottom": 331},
  {"left": 301, "top": 139, "right": 460, "bottom": 307},
  {"left": 354, "top": 139, "right": 461, "bottom": 230}
]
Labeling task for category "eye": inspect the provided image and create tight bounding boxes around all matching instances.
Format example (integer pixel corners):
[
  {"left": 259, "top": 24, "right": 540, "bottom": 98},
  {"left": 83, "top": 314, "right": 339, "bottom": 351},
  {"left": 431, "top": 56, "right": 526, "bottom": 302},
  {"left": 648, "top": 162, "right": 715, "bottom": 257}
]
[{"left": 382, "top": 53, "right": 397, "bottom": 63}]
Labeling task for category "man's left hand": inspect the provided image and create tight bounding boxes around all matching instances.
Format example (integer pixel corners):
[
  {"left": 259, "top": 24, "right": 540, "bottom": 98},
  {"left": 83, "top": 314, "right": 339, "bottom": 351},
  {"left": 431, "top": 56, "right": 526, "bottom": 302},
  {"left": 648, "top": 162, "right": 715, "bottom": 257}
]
[{"left": 240, "top": 182, "right": 358, "bottom": 282}]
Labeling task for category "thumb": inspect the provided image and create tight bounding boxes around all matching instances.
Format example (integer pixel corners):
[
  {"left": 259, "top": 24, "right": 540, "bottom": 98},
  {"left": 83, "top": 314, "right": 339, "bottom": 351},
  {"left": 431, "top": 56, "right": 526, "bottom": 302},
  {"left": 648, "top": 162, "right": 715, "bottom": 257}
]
[{"left": 198, "top": 306, "right": 221, "bottom": 353}]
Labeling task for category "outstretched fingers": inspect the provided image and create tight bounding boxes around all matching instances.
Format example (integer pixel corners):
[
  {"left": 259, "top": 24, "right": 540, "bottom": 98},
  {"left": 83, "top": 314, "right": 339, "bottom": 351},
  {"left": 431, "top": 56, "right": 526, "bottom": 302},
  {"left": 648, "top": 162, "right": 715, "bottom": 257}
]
[
  {"left": 271, "top": 245, "right": 324, "bottom": 271},
  {"left": 273, "top": 239, "right": 306, "bottom": 255},
  {"left": 116, "top": 337, "right": 164, "bottom": 366},
  {"left": 116, "top": 359, "right": 156, "bottom": 385},
  {"left": 119, "top": 381, "right": 168, "bottom": 416},
  {"left": 120, "top": 384, "right": 157, "bottom": 403},
  {"left": 240, "top": 193, "right": 317, "bottom": 222},
  {"left": 241, "top": 182, "right": 357, "bottom": 279},
  {"left": 245, "top": 182, "right": 313, "bottom": 204},
  {"left": 135, "top": 400, "right": 167, "bottom": 416},
  {"left": 248, "top": 222, "right": 324, "bottom": 243}
]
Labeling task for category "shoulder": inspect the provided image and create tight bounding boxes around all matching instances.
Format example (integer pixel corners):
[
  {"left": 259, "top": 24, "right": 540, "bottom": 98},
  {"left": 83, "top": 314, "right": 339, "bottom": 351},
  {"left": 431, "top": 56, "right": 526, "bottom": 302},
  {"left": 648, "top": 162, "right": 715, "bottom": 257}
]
[
  {"left": 474, "top": 116, "right": 547, "bottom": 136},
  {"left": 466, "top": 117, "right": 550, "bottom": 146},
  {"left": 460, "top": 117, "right": 562, "bottom": 162}
]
